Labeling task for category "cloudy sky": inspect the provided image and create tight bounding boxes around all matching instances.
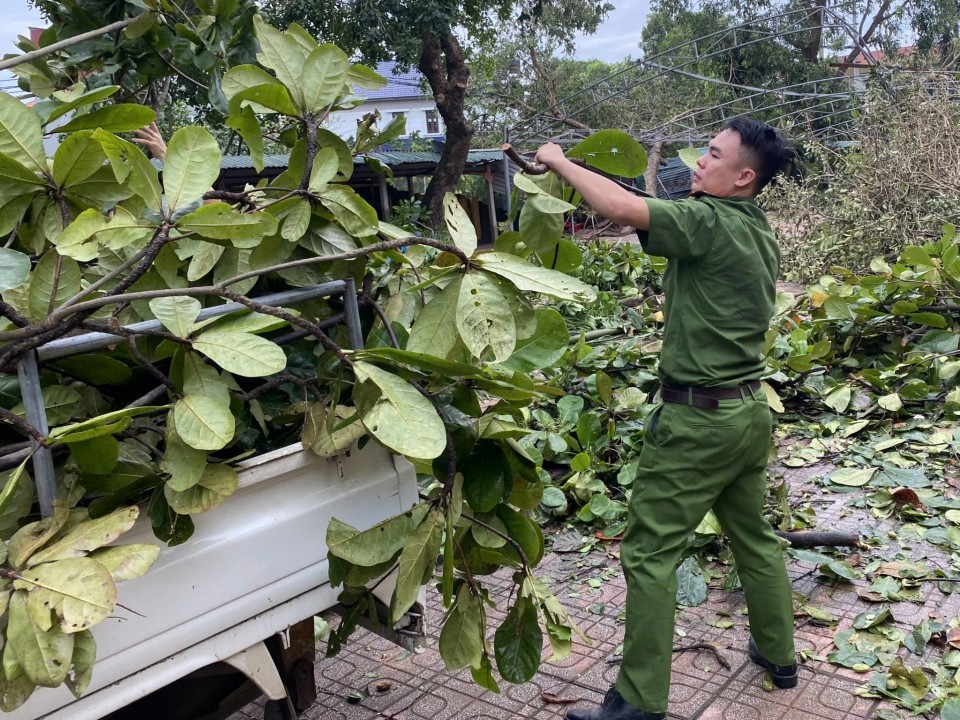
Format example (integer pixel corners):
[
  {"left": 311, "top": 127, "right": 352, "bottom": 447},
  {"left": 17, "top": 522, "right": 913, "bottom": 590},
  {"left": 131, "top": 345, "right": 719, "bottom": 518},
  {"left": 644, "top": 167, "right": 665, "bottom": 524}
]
[{"left": 0, "top": 0, "right": 650, "bottom": 70}]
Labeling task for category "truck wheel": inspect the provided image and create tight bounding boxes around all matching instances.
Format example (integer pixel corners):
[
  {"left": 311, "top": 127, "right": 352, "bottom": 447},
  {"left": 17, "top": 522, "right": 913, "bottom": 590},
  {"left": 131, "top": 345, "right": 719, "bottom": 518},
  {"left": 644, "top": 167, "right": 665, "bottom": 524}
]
[{"left": 263, "top": 696, "right": 299, "bottom": 720}]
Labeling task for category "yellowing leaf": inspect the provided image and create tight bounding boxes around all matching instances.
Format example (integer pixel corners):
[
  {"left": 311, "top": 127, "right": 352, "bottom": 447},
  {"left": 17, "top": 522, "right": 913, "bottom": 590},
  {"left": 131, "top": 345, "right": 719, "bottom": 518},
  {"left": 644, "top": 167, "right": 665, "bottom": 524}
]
[
  {"left": 64, "top": 629, "right": 95, "bottom": 698},
  {"left": 28, "top": 507, "right": 139, "bottom": 567},
  {"left": 173, "top": 395, "right": 235, "bottom": 451},
  {"left": 18, "top": 558, "right": 116, "bottom": 634},
  {"left": 89, "top": 544, "right": 160, "bottom": 582},
  {"left": 353, "top": 361, "right": 446, "bottom": 459},
  {"left": 164, "top": 463, "right": 238, "bottom": 515},
  {"left": 443, "top": 192, "right": 477, "bottom": 258},
  {"left": 192, "top": 331, "right": 287, "bottom": 377},
  {"left": 149, "top": 295, "right": 201, "bottom": 338},
  {"left": 456, "top": 271, "right": 516, "bottom": 362},
  {"left": 7, "top": 591, "right": 74, "bottom": 687}
]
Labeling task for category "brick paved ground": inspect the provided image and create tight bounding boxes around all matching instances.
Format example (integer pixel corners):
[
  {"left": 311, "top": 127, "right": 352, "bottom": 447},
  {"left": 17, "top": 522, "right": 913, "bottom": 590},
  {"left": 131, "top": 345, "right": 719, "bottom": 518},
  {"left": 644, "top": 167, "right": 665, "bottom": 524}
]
[{"left": 230, "top": 458, "right": 959, "bottom": 720}]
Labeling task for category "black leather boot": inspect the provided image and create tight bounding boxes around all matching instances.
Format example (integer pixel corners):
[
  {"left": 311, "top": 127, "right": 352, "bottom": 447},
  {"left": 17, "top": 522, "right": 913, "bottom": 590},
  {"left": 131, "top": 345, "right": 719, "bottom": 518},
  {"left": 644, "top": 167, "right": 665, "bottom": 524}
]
[
  {"left": 748, "top": 636, "right": 798, "bottom": 689},
  {"left": 565, "top": 687, "right": 666, "bottom": 720}
]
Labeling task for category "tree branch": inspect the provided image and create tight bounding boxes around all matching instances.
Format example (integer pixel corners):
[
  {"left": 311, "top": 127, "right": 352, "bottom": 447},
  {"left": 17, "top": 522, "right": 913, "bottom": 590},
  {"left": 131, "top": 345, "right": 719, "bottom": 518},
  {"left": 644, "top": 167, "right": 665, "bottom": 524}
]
[
  {"left": 0, "top": 406, "right": 45, "bottom": 445},
  {"left": 0, "top": 17, "right": 139, "bottom": 71}
]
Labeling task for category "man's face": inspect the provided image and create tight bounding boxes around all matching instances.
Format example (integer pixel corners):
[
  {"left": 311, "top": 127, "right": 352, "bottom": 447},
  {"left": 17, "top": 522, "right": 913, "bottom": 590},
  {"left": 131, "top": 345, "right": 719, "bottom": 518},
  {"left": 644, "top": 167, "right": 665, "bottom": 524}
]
[{"left": 691, "top": 129, "right": 755, "bottom": 197}]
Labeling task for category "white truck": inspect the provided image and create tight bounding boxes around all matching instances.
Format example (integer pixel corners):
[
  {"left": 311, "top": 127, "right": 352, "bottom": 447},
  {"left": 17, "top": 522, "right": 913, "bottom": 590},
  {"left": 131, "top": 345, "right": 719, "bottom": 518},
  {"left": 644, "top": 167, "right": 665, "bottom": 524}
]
[{"left": 8, "top": 286, "right": 425, "bottom": 720}]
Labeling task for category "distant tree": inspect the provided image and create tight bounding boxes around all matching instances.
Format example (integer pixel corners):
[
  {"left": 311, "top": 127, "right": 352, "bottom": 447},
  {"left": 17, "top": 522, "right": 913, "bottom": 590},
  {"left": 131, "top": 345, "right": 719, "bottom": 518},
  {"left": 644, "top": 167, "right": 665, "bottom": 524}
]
[{"left": 259, "top": 0, "right": 612, "bottom": 228}]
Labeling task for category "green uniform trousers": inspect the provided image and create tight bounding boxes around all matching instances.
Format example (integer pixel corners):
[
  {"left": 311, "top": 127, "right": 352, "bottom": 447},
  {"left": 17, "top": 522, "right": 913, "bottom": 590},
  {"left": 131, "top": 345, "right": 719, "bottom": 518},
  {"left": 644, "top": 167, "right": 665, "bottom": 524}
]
[{"left": 615, "top": 389, "right": 796, "bottom": 713}]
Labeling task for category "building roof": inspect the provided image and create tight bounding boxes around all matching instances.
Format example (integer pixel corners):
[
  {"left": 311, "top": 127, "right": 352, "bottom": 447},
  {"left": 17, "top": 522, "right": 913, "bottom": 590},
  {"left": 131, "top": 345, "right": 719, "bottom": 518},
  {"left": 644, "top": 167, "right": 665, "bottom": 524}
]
[
  {"left": 215, "top": 149, "right": 503, "bottom": 188},
  {"left": 357, "top": 61, "right": 428, "bottom": 101}
]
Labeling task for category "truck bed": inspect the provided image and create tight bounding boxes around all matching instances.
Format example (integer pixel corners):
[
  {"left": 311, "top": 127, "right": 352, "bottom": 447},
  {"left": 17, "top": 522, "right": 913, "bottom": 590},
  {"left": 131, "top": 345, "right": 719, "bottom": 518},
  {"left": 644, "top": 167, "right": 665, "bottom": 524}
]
[{"left": 11, "top": 444, "right": 418, "bottom": 720}]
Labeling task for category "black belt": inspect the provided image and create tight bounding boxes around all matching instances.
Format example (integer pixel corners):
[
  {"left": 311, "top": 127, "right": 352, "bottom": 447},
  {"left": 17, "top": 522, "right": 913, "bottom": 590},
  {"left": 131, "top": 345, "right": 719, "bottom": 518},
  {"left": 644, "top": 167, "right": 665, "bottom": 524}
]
[{"left": 661, "top": 379, "right": 762, "bottom": 409}]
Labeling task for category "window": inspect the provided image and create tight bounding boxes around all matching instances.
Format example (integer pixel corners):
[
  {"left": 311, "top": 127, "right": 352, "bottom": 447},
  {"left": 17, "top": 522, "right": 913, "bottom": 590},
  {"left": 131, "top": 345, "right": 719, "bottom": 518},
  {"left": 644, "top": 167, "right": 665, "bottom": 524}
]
[
  {"left": 391, "top": 111, "right": 406, "bottom": 120},
  {"left": 425, "top": 109, "right": 440, "bottom": 134}
]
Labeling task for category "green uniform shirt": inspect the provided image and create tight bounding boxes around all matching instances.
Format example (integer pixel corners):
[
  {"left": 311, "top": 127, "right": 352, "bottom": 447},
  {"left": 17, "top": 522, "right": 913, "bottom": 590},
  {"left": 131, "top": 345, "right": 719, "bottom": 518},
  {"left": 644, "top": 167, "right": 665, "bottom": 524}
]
[{"left": 638, "top": 194, "right": 780, "bottom": 387}]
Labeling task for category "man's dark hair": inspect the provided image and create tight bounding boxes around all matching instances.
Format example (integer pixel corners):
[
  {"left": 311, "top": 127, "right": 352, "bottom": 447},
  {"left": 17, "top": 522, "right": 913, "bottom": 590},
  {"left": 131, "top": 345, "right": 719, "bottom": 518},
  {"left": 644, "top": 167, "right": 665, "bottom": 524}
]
[{"left": 723, "top": 117, "right": 786, "bottom": 192}]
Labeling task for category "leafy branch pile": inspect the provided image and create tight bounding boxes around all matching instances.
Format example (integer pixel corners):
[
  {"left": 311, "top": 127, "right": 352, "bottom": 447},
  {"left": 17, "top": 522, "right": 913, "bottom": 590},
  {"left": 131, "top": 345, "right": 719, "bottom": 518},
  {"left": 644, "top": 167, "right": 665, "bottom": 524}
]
[
  {"left": 0, "top": 17, "right": 668, "bottom": 708},
  {"left": 517, "top": 227, "right": 960, "bottom": 714},
  {"left": 764, "top": 73, "right": 960, "bottom": 283}
]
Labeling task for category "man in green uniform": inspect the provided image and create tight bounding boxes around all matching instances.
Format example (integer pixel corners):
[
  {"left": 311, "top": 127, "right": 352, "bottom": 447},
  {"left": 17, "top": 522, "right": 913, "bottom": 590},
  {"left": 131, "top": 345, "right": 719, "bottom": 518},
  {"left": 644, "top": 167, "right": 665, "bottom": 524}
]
[{"left": 534, "top": 118, "right": 797, "bottom": 720}]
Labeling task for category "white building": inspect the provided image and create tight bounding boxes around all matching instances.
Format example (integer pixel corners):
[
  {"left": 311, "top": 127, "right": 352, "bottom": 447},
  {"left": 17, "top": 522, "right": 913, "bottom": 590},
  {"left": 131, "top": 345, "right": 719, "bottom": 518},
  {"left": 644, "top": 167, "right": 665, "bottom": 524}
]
[{"left": 325, "top": 61, "right": 444, "bottom": 142}]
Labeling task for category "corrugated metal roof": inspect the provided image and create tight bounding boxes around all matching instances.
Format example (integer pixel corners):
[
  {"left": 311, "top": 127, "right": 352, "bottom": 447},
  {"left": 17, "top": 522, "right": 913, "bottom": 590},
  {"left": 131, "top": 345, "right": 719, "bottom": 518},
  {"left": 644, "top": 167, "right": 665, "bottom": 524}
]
[
  {"left": 217, "top": 150, "right": 503, "bottom": 171},
  {"left": 357, "top": 61, "right": 427, "bottom": 101},
  {"left": 219, "top": 154, "right": 292, "bottom": 170}
]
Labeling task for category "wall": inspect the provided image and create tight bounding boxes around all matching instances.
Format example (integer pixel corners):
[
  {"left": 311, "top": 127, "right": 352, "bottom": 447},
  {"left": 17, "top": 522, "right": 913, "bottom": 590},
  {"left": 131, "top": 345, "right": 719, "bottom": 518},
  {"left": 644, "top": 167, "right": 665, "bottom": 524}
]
[{"left": 325, "top": 98, "right": 444, "bottom": 140}]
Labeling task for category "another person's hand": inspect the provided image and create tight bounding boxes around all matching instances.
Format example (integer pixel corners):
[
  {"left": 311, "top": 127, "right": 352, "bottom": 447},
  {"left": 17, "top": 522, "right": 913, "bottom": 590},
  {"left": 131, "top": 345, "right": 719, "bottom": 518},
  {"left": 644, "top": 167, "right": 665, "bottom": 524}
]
[
  {"left": 132, "top": 122, "right": 167, "bottom": 161},
  {"left": 534, "top": 142, "right": 566, "bottom": 171}
]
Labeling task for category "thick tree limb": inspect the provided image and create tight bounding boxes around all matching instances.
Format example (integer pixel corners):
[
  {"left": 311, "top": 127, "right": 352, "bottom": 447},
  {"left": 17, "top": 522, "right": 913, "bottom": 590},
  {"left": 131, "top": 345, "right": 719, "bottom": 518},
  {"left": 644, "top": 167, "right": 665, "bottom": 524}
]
[
  {"left": 0, "top": 17, "right": 139, "bottom": 71},
  {"left": 775, "top": 529, "right": 861, "bottom": 548}
]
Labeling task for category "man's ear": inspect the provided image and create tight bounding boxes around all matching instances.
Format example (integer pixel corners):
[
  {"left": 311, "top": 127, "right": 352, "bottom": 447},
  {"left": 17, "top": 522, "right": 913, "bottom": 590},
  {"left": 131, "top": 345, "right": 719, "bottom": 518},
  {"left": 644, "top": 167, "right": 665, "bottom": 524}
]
[{"left": 735, "top": 166, "right": 756, "bottom": 190}]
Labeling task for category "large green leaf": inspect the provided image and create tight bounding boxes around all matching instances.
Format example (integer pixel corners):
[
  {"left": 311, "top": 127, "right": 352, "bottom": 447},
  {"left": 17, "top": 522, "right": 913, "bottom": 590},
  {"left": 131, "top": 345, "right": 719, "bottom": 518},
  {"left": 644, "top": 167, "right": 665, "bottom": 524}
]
[
  {"left": 177, "top": 203, "right": 277, "bottom": 247},
  {"left": 300, "top": 44, "right": 350, "bottom": 114},
  {"left": 18, "top": 557, "right": 116, "bottom": 633},
  {"left": 0, "top": 151, "right": 46, "bottom": 187},
  {"left": 347, "top": 63, "right": 387, "bottom": 89},
  {"left": 443, "top": 192, "right": 477, "bottom": 257},
  {"left": 92, "top": 130, "right": 163, "bottom": 211},
  {"left": 494, "top": 595, "right": 542, "bottom": 683},
  {"left": 0, "top": 92, "right": 47, "bottom": 173},
  {"left": 54, "top": 207, "right": 154, "bottom": 262},
  {"left": 222, "top": 64, "right": 281, "bottom": 103},
  {"left": 326, "top": 504, "right": 428, "bottom": 566},
  {"left": 518, "top": 202, "right": 563, "bottom": 254},
  {"left": 302, "top": 402, "right": 366, "bottom": 457},
  {"left": 537, "top": 237, "right": 583, "bottom": 274},
  {"left": 69, "top": 435, "right": 119, "bottom": 475},
  {"left": 48, "top": 406, "right": 163, "bottom": 443},
  {"left": 162, "top": 127, "right": 221, "bottom": 212},
  {"left": 64, "top": 629, "right": 96, "bottom": 698},
  {"left": 7, "top": 505, "right": 68, "bottom": 570},
  {"left": 438, "top": 589, "right": 484, "bottom": 670},
  {"left": 502, "top": 307, "right": 568, "bottom": 372},
  {"left": 164, "top": 463, "right": 238, "bottom": 514},
  {"left": 228, "top": 83, "right": 300, "bottom": 117},
  {"left": 567, "top": 130, "right": 647, "bottom": 177},
  {"left": 28, "top": 507, "right": 139, "bottom": 567},
  {"left": 181, "top": 352, "right": 230, "bottom": 406},
  {"left": 0, "top": 460, "right": 36, "bottom": 541},
  {"left": 192, "top": 331, "right": 287, "bottom": 377},
  {"left": 456, "top": 271, "right": 517, "bottom": 362},
  {"left": 353, "top": 361, "right": 446, "bottom": 459},
  {"left": 57, "top": 105, "right": 156, "bottom": 134},
  {"left": 528, "top": 193, "right": 577, "bottom": 214},
  {"left": 7, "top": 592, "right": 74, "bottom": 687},
  {"left": 27, "top": 251, "right": 82, "bottom": 321},
  {"left": 173, "top": 395, "right": 235, "bottom": 450},
  {"left": 254, "top": 15, "right": 312, "bottom": 105},
  {"left": 150, "top": 296, "right": 201, "bottom": 338},
  {"left": 282, "top": 199, "right": 311, "bottom": 241},
  {"left": 676, "top": 556, "right": 708, "bottom": 606},
  {"left": 160, "top": 429, "right": 208, "bottom": 491},
  {"left": 225, "top": 105, "right": 264, "bottom": 173},
  {"left": 88, "top": 544, "right": 160, "bottom": 582},
  {"left": 0, "top": 248, "right": 30, "bottom": 293},
  {"left": 475, "top": 252, "right": 597, "bottom": 303},
  {"left": 0, "top": 637, "right": 37, "bottom": 711},
  {"left": 45, "top": 85, "right": 119, "bottom": 126},
  {"left": 308, "top": 147, "right": 339, "bottom": 193},
  {"left": 317, "top": 185, "right": 378, "bottom": 237},
  {"left": 391, "top": 508, "right": 443, "bottom": 624}
]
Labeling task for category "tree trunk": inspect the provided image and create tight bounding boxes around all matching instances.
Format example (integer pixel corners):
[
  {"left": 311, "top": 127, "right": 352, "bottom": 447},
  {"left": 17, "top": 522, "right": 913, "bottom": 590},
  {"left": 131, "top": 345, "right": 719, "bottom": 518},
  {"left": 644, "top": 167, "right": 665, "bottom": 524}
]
[
  {"left": 418, "top": 30, "right": 475, "bottom": 230},
  {"left": 643, "top": 140, "right": 663, "bottom": 199}
]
